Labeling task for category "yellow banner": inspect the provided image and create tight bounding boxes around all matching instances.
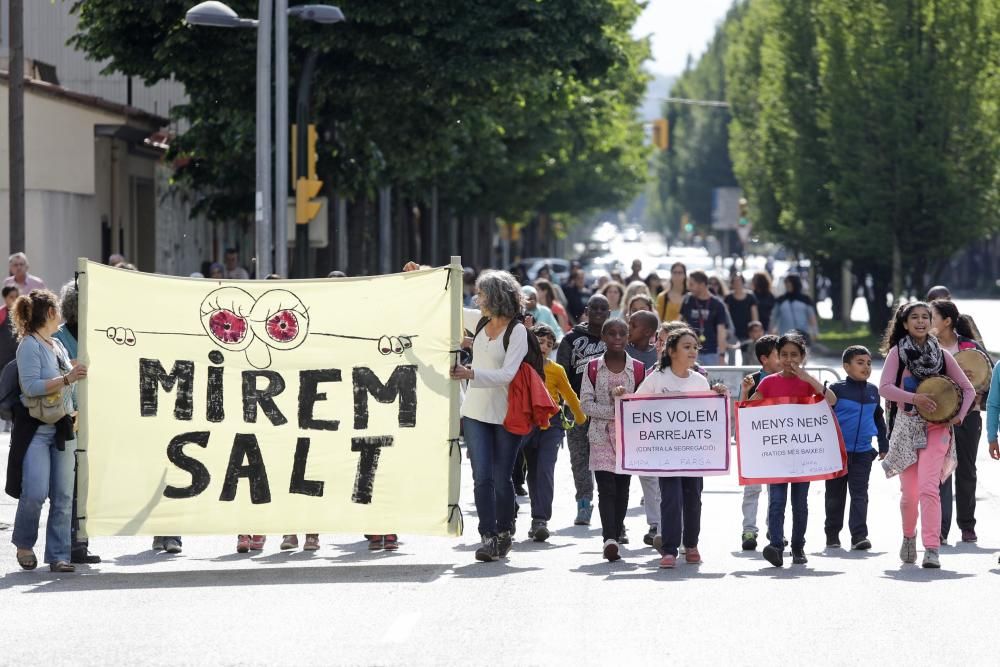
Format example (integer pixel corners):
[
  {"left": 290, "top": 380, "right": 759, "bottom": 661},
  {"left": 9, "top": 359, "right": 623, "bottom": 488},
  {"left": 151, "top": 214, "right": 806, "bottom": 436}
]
[{"left": 77, "top": 259, "right": 462, "bottom": 536}]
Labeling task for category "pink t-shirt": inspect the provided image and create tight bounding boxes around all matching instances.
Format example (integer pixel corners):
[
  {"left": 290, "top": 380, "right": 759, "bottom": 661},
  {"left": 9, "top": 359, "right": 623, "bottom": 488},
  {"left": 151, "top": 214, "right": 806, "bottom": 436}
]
[{"left": 756, "top": 373, "right": 819, "bottom": 399}]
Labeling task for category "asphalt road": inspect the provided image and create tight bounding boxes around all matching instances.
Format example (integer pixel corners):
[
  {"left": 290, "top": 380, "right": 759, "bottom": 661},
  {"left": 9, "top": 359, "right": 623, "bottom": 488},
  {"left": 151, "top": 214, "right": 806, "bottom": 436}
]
[{"left": 3, "top": 361, "right": 1000, "bottom": 666}]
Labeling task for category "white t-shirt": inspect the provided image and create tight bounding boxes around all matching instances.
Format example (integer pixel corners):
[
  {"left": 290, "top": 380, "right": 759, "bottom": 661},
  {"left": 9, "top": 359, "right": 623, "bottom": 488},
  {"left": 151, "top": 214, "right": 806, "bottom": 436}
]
[
  {"left": 461, "top": 308, "right": 528, "bottom": 424},
  {"left": 636, "top": 366, "right": 709, "bottom": 395}
]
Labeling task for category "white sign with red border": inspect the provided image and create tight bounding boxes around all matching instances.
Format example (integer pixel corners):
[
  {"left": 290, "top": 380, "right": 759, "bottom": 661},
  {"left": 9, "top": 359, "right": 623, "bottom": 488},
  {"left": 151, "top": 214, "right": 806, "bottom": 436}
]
[
  {"left": 735, "top": 395, "right": 847, "bottom": 484},
  {"left": 615, "top": 393, "right": 730, "bottom": 477}
]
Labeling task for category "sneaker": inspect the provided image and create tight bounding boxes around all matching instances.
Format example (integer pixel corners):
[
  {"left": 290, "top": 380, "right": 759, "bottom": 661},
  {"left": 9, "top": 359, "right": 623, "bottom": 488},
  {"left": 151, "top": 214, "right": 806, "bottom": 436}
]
[
  {"left": 766, "top": 532, "right": 789, "bottom": 547},
  {"left": 384, "top": 534, "right": 400, "bottom": 551},
  {"left": 367, "top": 535, "right": 384, "bottom": 551},
  {"left": 303, "top": 534, "right": 320, "bottom": 551},
  {"left": 618, "top": 526, "right": 629, "bottom": 545},
  {"left": 792, "top": 548, "right": 808, "bottom": 564},
  {"left": 643, "top": 526, "right": 657, "bottom": 547},
  {"left": 574, "top": 499, "right": 593, "bottom": 526},
  {"left": 900, "top": 536, "right": 917, "bottom": 564},
  {"left": 515, "top": 484, "right": 528, "bottom": 497},
  {"left": 280, "top": 534, "right": 299, "bottom": 550},
  {"left": 531, "top": 520, "right": 550, "bottom": 543},
  {"left": 961, "top": 529, "right": 978, "bottom": 543},
  {"left": 498, "top": 531, "right": 513, "bottom": 557},
  {"left": 684, "top": 546, "right": 701, "bottom": 564},
  {"left": 678, "top": 545, "right": 686, "bottom": 555},
  {"left": 826, "top": 535, "right": 841, "bottom": 548},
  {"left": 475, "top": 535, "right": 499, "bottom": 562},
  {"left": 851, "top": 537, "right": 872, "bottom": 551},
  {"left": 163, "top": 538, "right": 182, "bottom": 554},
  {"left": 603, "top": 539, "right": 621, "bottom": 562},
  {"left": 659, "top": 554, "right": 676, "bottom": 569},
  {"left": 151, "top": 536, "right": 165, "bottom": 552},
  {"left": 922, "top": 548, "right": 940, "bottom": 569},
  {"left": 652, "top": 534, "right": 663, "bottom": 552},
  {"left": 741, "top": 531, "right": 758, "bottom": 551},
  {"left": 940, "top": 536, "right": 950, "bottom": 546},
  {"left": 250, "top": 535, "right": 266, "bottom": 551},
  {"left": 762, "top": 544, "right": 784, "bottom": 567},
  {"left": 236, "top": 535, "right": 251, "bottom": 553}
]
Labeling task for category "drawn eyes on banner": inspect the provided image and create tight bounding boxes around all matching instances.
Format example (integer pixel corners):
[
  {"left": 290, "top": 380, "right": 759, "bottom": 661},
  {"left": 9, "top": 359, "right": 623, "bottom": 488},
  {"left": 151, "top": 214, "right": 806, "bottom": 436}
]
[
  {"left": 99, "top": 284, "right": 414, "bottom": 369},
  {"left": 200, "top": 287, "right": 256, "bottom": 352},
  {"left": 248, "top": 289, "right": 309, "bottom": 350},
  {"left": 377, "top": 336, "right": 413, "bottom": 356}
]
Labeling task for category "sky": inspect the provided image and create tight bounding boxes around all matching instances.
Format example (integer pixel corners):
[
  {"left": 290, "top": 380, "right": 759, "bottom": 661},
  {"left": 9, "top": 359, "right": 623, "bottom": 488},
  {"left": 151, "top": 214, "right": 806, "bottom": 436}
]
[{"left": 631, "top": 0, "right": 735, "bottom": 75}]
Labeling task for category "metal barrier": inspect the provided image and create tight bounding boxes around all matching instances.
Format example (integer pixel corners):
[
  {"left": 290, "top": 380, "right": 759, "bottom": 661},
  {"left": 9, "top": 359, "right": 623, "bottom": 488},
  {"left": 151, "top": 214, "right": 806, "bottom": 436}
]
[{"left": 700, "top": 365, "right": 844, "bottom": 402}]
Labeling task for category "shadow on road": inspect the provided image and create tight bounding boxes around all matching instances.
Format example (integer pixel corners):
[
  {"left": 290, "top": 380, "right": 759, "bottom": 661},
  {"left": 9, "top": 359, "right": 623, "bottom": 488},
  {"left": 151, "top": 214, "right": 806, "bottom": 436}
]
[
  {"left": 730, "top": 568, "right": 844, "bottom": 579},
  {"left": 814, "top": 549, "right": 888, "bottom": 560},
  {"left": 449, "top": 563, "right": 541, "bottom": 579},
  {"left": 880, "top": 567, "right": 975, "bottom": 582},
  {"left": 0, "top": 563, "right": 451, "bottom": 593}
]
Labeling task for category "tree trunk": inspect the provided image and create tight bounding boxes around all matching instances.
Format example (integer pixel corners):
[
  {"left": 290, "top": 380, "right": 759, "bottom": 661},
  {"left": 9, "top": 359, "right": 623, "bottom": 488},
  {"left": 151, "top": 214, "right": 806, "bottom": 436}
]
[{"left": 867, "top": 271, "right": 892, "bottom": 338}]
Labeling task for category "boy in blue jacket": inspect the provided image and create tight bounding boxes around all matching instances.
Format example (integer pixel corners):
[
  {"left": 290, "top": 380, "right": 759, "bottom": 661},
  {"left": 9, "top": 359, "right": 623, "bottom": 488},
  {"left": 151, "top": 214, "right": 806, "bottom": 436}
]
[{"left": 825, "top": 346, "right": 889, "bottom": 551}]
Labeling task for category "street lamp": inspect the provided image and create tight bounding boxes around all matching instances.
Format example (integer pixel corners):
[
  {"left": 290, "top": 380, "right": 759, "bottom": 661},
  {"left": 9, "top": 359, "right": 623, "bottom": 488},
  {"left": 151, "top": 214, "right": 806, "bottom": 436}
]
[{"left": 184, "top": 1, "right": 344, "bottom": 279}]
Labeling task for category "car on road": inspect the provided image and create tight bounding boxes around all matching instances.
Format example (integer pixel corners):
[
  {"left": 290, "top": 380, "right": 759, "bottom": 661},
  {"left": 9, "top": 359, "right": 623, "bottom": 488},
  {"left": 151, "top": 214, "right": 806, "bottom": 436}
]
[{"left": 507, "top": 257, "right": 571, "bottom": 284}]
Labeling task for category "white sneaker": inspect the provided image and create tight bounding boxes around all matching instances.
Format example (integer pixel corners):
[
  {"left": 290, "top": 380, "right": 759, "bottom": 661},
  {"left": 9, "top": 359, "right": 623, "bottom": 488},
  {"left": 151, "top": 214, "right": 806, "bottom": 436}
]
[
  {"left": 602, "top": 539, "right": 620, "bottom": 562},
  {"left": 900, "top": 536, "right": 917, "bottom": 564}
]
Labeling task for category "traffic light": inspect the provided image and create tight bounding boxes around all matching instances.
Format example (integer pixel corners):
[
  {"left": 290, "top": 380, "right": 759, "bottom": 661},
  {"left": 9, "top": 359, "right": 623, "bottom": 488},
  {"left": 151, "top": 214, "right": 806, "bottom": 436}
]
[
  {"left": 652, "top": 118, "right": 669, "bottom": 151},
  {"left": 738, "top": 197, "right": 749, "bottom": 226},
  {"left": 295, "top": 124, "right": 323, "bottom": 224}
]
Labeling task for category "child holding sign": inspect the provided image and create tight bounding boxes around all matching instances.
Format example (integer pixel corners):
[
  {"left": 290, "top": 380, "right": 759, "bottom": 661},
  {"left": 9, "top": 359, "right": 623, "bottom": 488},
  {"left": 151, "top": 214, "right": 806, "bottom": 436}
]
[
  {"left": 580, "top": 318, "right": 644, "bottom": 562},
  {"left": 636, "top": 327, "right": 727, "bottom": 568},
  {"left": 738, "top": 334, "right": 780, "bottom": 551},
  {"left": 749, "top": 333, "right": 836, "bottom": 567}
]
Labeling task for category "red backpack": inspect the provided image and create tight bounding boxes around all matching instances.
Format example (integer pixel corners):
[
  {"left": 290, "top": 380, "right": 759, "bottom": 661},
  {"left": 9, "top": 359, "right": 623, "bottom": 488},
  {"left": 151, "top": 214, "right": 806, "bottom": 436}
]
[{"left": 587, "top": 357, "right": 646, "bottom": 391}]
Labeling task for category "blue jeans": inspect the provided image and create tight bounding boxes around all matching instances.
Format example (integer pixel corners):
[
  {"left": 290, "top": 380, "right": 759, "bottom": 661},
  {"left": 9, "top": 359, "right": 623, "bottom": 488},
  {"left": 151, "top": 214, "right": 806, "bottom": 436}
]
[
  {"left": 12, "top": 427, "right": 77, "bottom": 563},
  {"left": 767, "top": 482, "right": 809, "bottom": 550},
  {"left": 698, "top": 351, "right": 724, "bottom": 367},
  {"left": 463, "top": 417, "right": 522, "bottom": 536},
  {"left": 659, "top": 476, "right": 703, "bottom": 557},
  {"left": 521, "top": 418, "right": 563, "bottom": 521}
]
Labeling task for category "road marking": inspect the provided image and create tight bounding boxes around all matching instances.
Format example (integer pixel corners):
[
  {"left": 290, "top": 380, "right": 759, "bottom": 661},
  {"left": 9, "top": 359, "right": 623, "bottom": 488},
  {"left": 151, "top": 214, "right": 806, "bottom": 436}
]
[{"left": 381, "top": 612, "right": 420, "bottom": 644}]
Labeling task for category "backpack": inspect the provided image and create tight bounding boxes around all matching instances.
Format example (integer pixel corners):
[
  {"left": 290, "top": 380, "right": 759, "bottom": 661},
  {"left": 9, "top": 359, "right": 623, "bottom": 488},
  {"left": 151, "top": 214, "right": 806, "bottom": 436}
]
[
  {"left": 0, "top": 358, "right": 20, "bottom": 422},
  {"left": 473, "top": 315, "right": 546, "bottom": 379},
  {"left": 587, "top": 357, "right": 646, "bottom": 391}
]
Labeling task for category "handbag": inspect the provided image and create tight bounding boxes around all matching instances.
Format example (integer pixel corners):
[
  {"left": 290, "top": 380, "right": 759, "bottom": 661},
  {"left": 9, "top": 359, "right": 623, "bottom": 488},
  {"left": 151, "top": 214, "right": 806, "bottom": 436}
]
[
  {"left": 22, "top": 389, "right": 67, "bottom": 425},
  {"left": 21, "top": 334, "right": 70, "bottom": 425}
]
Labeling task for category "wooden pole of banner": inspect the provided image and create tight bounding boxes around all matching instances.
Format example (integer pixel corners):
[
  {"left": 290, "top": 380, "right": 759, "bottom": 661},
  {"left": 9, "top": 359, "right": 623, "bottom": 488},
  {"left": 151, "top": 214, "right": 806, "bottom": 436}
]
[{"left": 447, "top": 255, "right": 463, "bottom": 535}]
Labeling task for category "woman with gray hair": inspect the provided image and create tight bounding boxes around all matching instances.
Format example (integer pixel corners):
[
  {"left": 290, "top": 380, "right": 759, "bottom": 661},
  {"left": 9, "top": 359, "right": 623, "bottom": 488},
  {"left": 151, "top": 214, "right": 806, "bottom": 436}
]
[{"left": 404, "top": 263, "right": 528, "bottom": 562}]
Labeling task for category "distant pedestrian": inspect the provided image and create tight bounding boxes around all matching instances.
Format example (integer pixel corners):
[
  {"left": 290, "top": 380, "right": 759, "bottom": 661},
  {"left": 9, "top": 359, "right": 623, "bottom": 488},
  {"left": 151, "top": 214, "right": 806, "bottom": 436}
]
[
  {"left": 771, "top": 275, "right": 818, "bottom": 344},
  {"left": 625, "top": 259, "right": 643, "bottom": 285},
  {"left": 725, "top": 273, "right": 760, "bottom": 365},
  {"left": 561, "top": 268, "right": 590, "bottom": 324},
  {"left": 535, "top": 279, "right": 571, "bottom": 333},
  {"left": 223, "top": 248, "right": 250, "bottom": 280},
  {"left": 626, "top": 293, "right": 654, "bottom": 319},
  {"left": 522, "top": 286, "right": 561, "bottom": 340},
  {"left": 599, "top": 281, "right": 625, "bottom": 319},
  {"left": 655, "top": 262, "right": 687, "bottom": 323},
  {"left": 679, "top": 271, "right": 729, "bottom": 367},
  {"left": 5, "top": 253, "right": 46, "bottom": 293},
  {"left": 751, "top": 272, "right": 775, "bottom": 332}
]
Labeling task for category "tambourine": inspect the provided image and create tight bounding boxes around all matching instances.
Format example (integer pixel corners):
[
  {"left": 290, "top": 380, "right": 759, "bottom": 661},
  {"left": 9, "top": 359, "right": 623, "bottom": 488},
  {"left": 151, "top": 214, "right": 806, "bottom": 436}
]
[
  {"left": 954, "top": 349, "right": 992, "bottom": 393},
  {"left": 914, "top": 376, "right": 962, "bottom": 424}
]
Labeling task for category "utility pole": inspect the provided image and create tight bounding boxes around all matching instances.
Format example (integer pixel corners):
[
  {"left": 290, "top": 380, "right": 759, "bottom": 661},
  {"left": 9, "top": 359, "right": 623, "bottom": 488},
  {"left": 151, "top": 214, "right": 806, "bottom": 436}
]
[
  {"left": 254, "top": 0, "right": 274, "bottom": 279},
  {"left": 8, "top": 0, "right": 25, "bottom": 254},
  {"left": 273, "top": 0, "right": 288, "bottom": 279}
]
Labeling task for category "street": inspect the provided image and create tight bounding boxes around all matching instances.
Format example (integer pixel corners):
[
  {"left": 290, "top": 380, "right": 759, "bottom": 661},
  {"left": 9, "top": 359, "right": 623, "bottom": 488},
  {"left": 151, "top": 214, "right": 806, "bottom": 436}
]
[{"left": 2, "top": 362, "right": 1000, "bottom": 666}]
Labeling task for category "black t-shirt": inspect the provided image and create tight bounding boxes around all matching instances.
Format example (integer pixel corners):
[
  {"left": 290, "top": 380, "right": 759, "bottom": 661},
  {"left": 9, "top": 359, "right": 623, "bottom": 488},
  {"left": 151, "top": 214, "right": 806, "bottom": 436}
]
[
  {"left": 680, "top": 294, "right": 728, "bottom": 354},
  {"left": 725, "top": 292, "right": 759, "bottom": 339},
  {"left": 754, "top": 290, "right": 775, "bottom": 330}
]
